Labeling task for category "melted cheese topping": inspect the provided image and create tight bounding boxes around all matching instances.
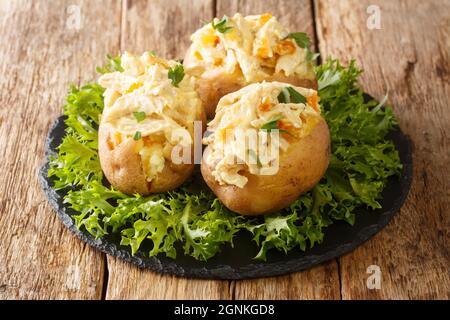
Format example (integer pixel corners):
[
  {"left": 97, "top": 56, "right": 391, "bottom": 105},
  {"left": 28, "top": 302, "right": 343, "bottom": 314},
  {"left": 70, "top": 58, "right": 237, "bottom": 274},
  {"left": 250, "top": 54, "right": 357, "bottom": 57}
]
[
  {"left": 185, "top": 13, "right": 315, "bottom": 83},
  {"left": 98, "top": 52, "right": 202, "bottom": 182},
  {"left": 203, "top": 82, "right": 321, "bottom": 188}
]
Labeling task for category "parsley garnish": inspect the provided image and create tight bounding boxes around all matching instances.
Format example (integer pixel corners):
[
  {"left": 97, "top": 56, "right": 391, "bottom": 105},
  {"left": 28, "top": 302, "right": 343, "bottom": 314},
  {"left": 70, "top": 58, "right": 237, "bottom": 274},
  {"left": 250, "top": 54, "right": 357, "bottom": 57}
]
[
  {"left": 133, "top": 131, "right": 142, "bottom": 140},
  {"left": 260, "top": 115, "right": 290, "bottom": 135},
  {"left": 287, "top": 32, "right": 310, "bottom": 49},
  {"left": 286, "top": 32, "right": 318, "bottom": 63},
  {"left": 212, "top": 16, "right": 233, "bottom": 33},
  {"left": 96, "top": 54, "right": 124, "bottom": 74},
  {"left": 277, "top": 87, "right": 307, "bottom": 104},
  {"left": 261, "top": 115, "right": 283, "bottom": 131},
  {"left": 168, "top": 64, "right": 185, "bottom": 87},
  {"left": 133, "top": 112, "right": 146, "bottom": 122}
]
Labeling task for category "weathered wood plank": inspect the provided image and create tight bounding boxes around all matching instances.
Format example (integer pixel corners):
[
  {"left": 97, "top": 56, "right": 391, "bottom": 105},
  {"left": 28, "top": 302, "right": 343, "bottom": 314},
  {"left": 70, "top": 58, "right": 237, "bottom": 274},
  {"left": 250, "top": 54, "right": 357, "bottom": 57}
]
[
  {"left": 106, "top": 257, "right": 231, "bottom": 299},
  {"left": 0, "top": 0, "right": 122, "bottom": 299},
  {"left": 315, "top": 0, "right": 450, "bottom": 299},
  {"left": 216, "top": 0, "right": 341, "bottom": 300},
  {"left": 233, "top": 261, "right": 340, "bottom": 300},
  {"left": 121, "top": 0, "right": 214, "bottom": 58},
  {"left": 104, "top": 0, "right": 233, "bottom": 300},
  {"left": 216, "top": 0, "right": 318, "bottom": 50}
]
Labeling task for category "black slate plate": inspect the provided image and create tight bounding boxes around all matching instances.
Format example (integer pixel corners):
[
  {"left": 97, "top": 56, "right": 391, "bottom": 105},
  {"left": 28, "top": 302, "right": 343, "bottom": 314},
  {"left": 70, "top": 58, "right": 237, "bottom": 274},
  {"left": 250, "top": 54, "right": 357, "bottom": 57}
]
[{"left": 39, "top": 95, "right": 413, "bottom": 280}]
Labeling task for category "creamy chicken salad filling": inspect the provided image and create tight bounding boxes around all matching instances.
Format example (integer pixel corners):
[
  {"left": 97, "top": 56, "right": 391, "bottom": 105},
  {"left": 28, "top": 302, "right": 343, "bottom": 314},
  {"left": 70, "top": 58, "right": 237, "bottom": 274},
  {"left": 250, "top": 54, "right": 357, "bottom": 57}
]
[
  {"left": 203, "top": 82, "right": 321, "bottom": 188},
  {"left": 185, "top": 13, "right": 315, "bottom": 83},
  {"left": 98, "top": 52, "right": 202, "bottom": 182}
]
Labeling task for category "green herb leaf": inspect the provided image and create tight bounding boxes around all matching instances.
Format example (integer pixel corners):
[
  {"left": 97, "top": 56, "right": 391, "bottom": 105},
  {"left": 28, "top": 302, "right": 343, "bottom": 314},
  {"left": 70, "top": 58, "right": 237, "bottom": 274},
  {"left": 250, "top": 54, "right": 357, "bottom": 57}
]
[
  {"left": 277, "top": 88, "right": 290, "bottom": 103},
  {"left": 212, "top": 16, "right": 233, "bottom": 33},
  {"left": 260, "top": 115, "right": 284, "bottom": 131},
  {"left": 96, "top": 54, "right": 124, "bottom": 74},
  {"left": 168, "top": 64, "right": 185, "bottom": 87},
  {"left": 133, "top": 111, "right": 146, "bottom": 122},
  {"left": 277, "top": 87, "right": 307, "bottom": 104},
  {"left": 133, "top": 131, "right": 142, "bottom": 140},
  {"left": 287, "top": 32, "right": 310, "bottom": 48},
  {"left": 307, "top": 51, "right": 320, "bottom": 62}
]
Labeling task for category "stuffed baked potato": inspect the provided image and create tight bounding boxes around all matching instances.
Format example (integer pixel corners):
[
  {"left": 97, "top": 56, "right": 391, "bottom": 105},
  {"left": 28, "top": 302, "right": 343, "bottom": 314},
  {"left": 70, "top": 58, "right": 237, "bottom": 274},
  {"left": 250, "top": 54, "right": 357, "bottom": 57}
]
[
  {"left": 98, "top": 52, "right": 205, "bottom": 195},
  {"left": 184, "top": 13, "right": 317, "bottom": 118},
  {"left": 201, "top": 82, "right": 330, "bottom": 215}
]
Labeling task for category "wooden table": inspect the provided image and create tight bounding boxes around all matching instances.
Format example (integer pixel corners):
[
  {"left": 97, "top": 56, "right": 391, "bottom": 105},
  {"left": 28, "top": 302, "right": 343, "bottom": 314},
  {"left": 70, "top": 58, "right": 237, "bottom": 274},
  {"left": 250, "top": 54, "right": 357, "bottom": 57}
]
[{"left": 0, "top": 0, "right": 448, "bottom": 300}]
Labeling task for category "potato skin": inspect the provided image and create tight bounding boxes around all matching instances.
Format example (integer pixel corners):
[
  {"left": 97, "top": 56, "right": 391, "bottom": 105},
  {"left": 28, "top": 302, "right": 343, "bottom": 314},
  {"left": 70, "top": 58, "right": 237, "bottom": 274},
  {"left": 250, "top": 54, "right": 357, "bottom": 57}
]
[
  {"left": 99, "top": 122, "right": 198, "bottom": 195},
  {"left": 194, "top": 75, "right": 317, "bottom": 119},
  {"left": 184, "top": 49, "right": 317, "bottom": 119},
  {"left": 201, "top": 117, "right": 330, "bottom": 216},
  {"left": 194, "top": 72, "right": 243, "bottom": 120}
]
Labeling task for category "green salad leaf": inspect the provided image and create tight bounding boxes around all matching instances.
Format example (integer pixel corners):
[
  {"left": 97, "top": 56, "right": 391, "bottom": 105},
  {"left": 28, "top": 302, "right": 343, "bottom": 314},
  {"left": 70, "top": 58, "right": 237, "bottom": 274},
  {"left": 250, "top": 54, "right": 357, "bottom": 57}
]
[{"left": 48, "top": 57, "right": 402, "bottom": 261}]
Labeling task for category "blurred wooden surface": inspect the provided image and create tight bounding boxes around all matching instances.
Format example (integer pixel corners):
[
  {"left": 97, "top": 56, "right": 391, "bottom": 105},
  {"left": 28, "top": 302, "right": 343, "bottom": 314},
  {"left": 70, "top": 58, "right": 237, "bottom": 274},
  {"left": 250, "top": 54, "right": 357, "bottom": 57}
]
[
  {"left": 0, "top": 0, "right": 448, "bottom": 300},
  {"left": 316, "top": 0, "right": 450, "bottom": 299}
]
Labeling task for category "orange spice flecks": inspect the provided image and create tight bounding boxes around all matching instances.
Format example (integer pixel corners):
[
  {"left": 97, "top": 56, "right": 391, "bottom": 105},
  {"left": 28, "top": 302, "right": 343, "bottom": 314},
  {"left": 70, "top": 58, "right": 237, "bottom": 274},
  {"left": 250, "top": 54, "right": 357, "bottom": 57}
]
[
  {"left": 213, "top": 57, "right": 223, "bottom": 66},
  {"left": 259, "top": 13, "right": 273, "bottom": 25},
  {"left": 258, "top": 96, "right": 271, "bottom": 112},
  {"left": 255, "top": 38, "right": 270, "bottom": 59},
  {"left": 274, "top": 39, "right": 296, "bottom": 56},
  {"left": 307, "top": 92, "right": 320, "bottom": 112},
  {"left": 256, "top": 46, "right": 270, "bottom": 59},
  {"left": 214, "top": 36, "right": 221, "bottom": 46},
  {"left": 107, "top": 132, "right": 122, "bottom": 150},
  {"left": 142, "top": 135, "right": 164, "bottom": 146},
  {"left": 278, "top": 120, "right": 297, "bottom": 140},
  {"left": 201, "top": 34, "right": 220, "bottom": 47},
  {"left": 114, "top": 132, "right": 122, "bottom": 145},
  {"left": 125, "top": 82, "right": 143, "bottom": 94},
  {"left": 261, "top": 55, "right": 278, "bottom": 68},
  {"left": 107, "top": 138, "right": 115, "bottom": 150},
  {"left": 194, "top": 51, "right": 203, "bottom": 60},
  {"left": 218, "top": 124, "right": 235, "bottom": 142}
]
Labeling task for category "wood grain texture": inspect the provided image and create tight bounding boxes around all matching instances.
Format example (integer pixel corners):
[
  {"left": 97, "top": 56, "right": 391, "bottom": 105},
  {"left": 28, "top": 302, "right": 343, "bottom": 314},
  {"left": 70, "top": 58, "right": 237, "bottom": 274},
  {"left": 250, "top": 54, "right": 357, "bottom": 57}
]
[
  {"left": 1, "top": 0, "right": 448, "bottom": 300},
  {"left": 233, "top": 261, "right": 340, "bottom": 300},
  {"left": 215, "top": 0, "right": 340, "bottom": 300},
  {"left": 216, "top": 0, "right": 318, "bottom": 50},
  {"left": 315, "top": 0, "right": 450, "bottom": 299},
  {"left": 105, "top": 257, "right": 231, "bottom": 299},
  {"left": 0, "top": 0, "right": 122, "bottom": 299},
  {"left": 104, "top": 0, "right": 232, "bottom": 300},
  {"left": 121, "top": 0, "right": 214, "bottom": 59}
]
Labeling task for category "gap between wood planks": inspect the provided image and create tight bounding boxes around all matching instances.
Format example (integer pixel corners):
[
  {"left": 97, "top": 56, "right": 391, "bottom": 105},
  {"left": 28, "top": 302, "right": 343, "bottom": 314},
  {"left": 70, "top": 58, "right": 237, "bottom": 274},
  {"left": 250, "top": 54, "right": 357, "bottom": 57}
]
[
  {"left": 310, "top": 0, "right": 342, "bottom": 299},
  {"left": 100, "top": 0, "right": 125, "bottom": 301},
  {"left": 97, "top": 0, "right": 344, "bottom": 300}
]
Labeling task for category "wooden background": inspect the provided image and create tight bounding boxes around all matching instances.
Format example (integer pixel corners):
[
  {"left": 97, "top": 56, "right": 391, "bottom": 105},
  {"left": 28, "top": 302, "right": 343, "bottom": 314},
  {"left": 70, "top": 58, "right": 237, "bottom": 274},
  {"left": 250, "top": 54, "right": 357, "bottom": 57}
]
[{"left": 0, "top": 0, "right": 448, "bottom": 299}]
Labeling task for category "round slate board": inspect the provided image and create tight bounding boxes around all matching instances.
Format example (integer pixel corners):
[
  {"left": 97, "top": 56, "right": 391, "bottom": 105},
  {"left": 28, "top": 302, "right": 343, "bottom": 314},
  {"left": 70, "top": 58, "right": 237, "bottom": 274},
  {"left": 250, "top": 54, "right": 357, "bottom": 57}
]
[{"left": 39, "top": 96, "right": 413, "bottom": 280}]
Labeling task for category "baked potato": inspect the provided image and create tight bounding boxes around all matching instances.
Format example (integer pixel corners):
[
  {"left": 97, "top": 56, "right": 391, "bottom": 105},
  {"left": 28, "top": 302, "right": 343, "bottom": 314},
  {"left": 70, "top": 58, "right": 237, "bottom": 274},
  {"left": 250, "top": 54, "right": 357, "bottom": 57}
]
[
  {"left": 201, "top": 82, "right": 330, "bottom": 215},
  {"left": 98, "top": 52, "right": 205, "bottom": 195},
  {"left": 184, "top": 13, "right": 317, "bottom": 118}
]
